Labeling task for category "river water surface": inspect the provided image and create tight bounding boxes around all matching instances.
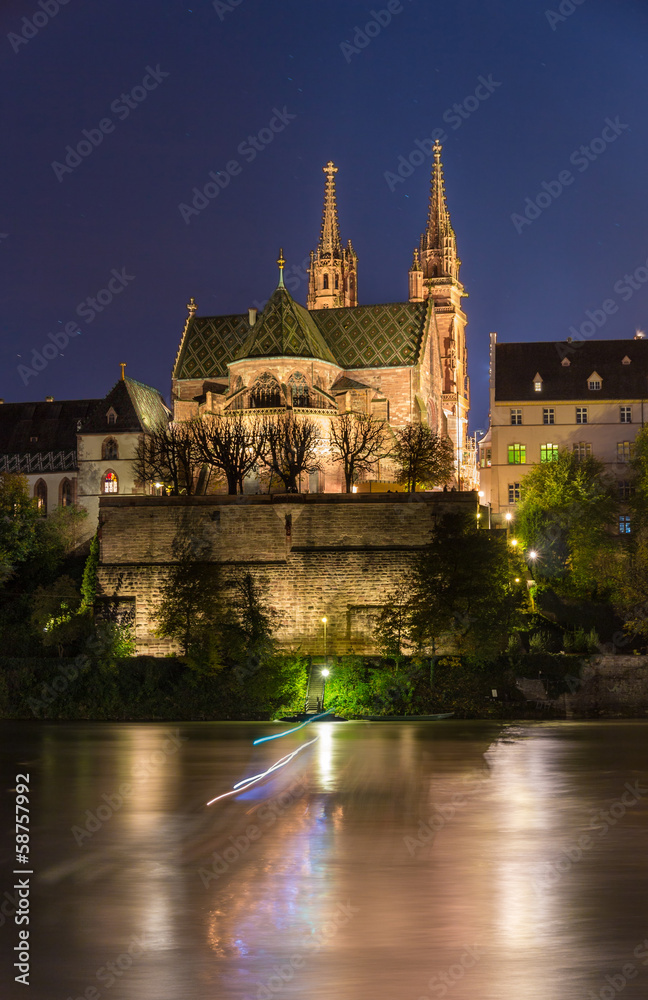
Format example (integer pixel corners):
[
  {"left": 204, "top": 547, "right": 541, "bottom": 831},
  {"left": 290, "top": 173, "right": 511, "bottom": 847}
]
[{"left": 1, "top": 720, "right": 648, "bottom": 999}]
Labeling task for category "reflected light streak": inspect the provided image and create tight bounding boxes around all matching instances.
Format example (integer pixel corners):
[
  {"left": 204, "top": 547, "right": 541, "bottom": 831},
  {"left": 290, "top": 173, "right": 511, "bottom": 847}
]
[
  {"left": 253, "top": 708, "right": 334, "bottom": 745},
  {"left": 206, "top": 738, "right": 318, "bottom": 806}
]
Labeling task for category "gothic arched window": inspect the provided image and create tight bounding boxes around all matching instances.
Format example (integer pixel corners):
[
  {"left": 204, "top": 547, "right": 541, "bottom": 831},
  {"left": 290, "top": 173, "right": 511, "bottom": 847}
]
[
  {"left": 102, "top": 470, "right": 119, "bottom": 494},
  {"left": 34, "top": 479, "right": 47, "bottom": 514},
  {"left": 250, "top": 373, "right": 282, "bottom": 408},
  {"left": 60, "top": 478, "right": 73, "bottom": 507},
  {"left": 102, "top": 437, "right": 119, "bottom": 460},
  {"left": 334, "top": 274, "right": 339, "bottom": 290},
  {"left": 289, "top": 372, "right": 310, "bottom": 408},
  {"left": 323, "top": 274, "right": 329, "bottom": 290}
]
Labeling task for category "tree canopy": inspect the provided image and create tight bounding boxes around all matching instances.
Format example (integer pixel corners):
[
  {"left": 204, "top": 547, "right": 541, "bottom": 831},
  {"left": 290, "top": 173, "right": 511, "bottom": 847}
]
[
  {"left": 515, "top": 450, "right": 618, "bottom": 592},
  {"left": 392, "top": 426, "right": 455, "bottom": 492}
]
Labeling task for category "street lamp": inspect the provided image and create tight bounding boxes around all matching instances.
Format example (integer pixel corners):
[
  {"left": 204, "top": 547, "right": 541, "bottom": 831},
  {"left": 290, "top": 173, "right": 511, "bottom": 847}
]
[
  {"left": 505, "top": 512, "right": 512, "bottom": 522},
  {"left": 529, "top": 550, "right": 538, "bottom": 561},
  {"left": 321, "top": 667, "right": 330, "bottom": 710},
  {"left": 510, "top": 538, "right": 518, "bottom": 547}
]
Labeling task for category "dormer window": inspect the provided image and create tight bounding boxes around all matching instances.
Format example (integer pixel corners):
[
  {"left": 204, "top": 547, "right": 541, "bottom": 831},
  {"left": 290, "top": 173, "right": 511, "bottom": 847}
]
[
  {"left": 561, "top": 358, "right": 571, "bottom": 367},
  {"left": 533, "top": 372, "right": 543, "bottom": 392},
  {"left": 107, "top": 407, "right": 117, "bottom": 425},
  {"left": 587, "top": 371, "right": 602, "bottom": 391},
  {"left": 622, "top": 355, "right": 631, "bottom": 365}
]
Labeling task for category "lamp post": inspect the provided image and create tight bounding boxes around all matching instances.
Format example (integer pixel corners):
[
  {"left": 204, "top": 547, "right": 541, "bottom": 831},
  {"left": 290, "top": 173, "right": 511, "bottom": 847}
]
[
  {"left": 321, "top": 616, "right": 327, "bottom": 664},
  {"left": 321, "top": 667, "right": 330, "bottom": 710}
]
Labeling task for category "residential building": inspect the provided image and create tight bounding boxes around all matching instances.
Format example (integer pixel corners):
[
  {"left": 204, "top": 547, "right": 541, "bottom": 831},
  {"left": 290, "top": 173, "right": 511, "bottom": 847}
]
[{"left": 480, "top": 334, "right": 648, "bottom": 521}]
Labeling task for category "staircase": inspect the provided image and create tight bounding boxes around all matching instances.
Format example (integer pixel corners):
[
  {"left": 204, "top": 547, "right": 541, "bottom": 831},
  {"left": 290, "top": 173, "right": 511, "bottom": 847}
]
[{"left": 305, "top": 657, "right": 328, "bottom": 713}]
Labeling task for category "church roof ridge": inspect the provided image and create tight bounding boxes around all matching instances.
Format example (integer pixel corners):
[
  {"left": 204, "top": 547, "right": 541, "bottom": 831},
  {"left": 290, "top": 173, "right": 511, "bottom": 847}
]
[{"left": 235, "top": 284, "right": 337, "bottom": 364}]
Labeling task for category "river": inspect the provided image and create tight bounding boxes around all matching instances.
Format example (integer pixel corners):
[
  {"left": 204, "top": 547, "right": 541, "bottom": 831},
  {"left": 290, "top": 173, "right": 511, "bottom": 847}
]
[{"left": 1, "top": 720, "right": 647, "bottom": 999}]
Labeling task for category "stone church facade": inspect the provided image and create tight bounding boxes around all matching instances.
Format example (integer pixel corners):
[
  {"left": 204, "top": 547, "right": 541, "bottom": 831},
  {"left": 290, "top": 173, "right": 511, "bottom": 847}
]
[{"left": 171, "top": 143, "right": 474, "bottom": 491}]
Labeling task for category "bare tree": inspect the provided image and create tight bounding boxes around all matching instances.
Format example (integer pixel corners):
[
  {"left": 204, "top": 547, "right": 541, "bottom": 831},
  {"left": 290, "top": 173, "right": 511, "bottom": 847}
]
[
  {"left": 329, "top": 412, "right": 390, "bottom": 492},
  {"left": 132, "top": 421, "right": 203, "bottom": 496},
  {"left": 192, "top": 413, "right": 264, "bottom": 495},
  {"left": 259, "top": 413, "right": 322, "bottom": 493},
  {"left": 392, "top": 425, "right": 455, "bottom": 492}
]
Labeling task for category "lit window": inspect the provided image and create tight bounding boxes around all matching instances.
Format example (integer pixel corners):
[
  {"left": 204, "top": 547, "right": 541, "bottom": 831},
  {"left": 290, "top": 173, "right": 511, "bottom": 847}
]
[
  {"left": 588, "top": 380, "right": 601, "bottom": 391},
  {"left": 34, "top": 479, "right": 47, "bottom": 514},
  {"left": 620, "top": 406, "right": 632, "bottom": 424},
  {"left": 543, "top": 408, "right": 555, "bottom": 425},
  {"left": 534, "top": 381, "right": 542, "bottom": 392},
  {"left": 573, "top": 442, "right": 592, "bottom": 461},
  {"left": 576, "top": 407, "right": 588, "bottom": 424},
  {"left": 541, "top": 443, "right": 559, "bottom": 463},
  {"left": 619, "top": 515, "right": 631, "bottom": 535},
  {"left": 617, "top": 442, "right": 635, "bottom": 463},
  {"left": 508, "top": 483, "right": 521, "bottom": 504},
  {"left": 510, "top": 408, "right": 522, "bottom": 425},
  {"left": 618, "top": 480, "right": 634, "bottom": 501},
  {"left": 103, "top": 471, "right": 119, "bottom": 494},
  {"left": 480, "top": 447, "right": 491, "bottom": 469},
  {"left": 508, "top": 444, "right": 526, "bottom": 464}
]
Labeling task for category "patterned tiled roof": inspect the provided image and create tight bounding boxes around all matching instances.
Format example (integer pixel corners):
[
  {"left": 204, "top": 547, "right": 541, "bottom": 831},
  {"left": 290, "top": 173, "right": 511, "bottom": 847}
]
[
  {"left": 312, "top": 302, "right": 427, "bottom": 367},
  {"left": 174, "top": 314, "right": 250, "bottom": 380},
  {"left": 173, "top": 291, "right": 429, "bottom": 383},
  {"left": 236, "top": 287, "right": 336, "bottom": 364}
]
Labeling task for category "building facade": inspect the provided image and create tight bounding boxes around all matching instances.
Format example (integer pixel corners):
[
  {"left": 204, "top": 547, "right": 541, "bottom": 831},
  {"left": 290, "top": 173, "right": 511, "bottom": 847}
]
[
  {"left": 172, "top": 144, "right": 475, "bottom": 491},
  {"left": 0, "top": 372, "right": 170, "bottom": 539},
  {"left": 480, "top": 334, "right": 648, "bottom": 522}
]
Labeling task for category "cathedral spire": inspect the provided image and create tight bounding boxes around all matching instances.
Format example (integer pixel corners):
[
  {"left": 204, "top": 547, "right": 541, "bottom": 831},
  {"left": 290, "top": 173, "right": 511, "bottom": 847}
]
[
  {"left": 319, "top": 162, "right": 342, "bottom": 255},
  {"left": 423, "top": 141, "right": 456, "bottom": 255},
  {"left": 416, "top": 140, "right": 461, "bottom": 286},
  {"left": 308, "top": 161, "right": 358, "bottom": 310}
]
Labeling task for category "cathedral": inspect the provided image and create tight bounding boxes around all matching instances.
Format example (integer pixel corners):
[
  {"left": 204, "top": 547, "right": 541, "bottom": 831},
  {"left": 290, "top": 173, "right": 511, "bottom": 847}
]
[{"left": 172, "top": 141, "right": 474, "bottom": 491}]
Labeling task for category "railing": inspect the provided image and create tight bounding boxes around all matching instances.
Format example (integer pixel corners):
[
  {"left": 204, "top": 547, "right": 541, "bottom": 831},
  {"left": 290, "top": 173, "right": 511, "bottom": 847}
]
[{"left": 0, "top": 450, "right": 77, "bottom": 473}]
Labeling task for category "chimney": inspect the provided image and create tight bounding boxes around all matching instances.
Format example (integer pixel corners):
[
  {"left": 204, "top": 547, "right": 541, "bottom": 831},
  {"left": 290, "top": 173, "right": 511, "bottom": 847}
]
[
  {"left": 248, "top": 308, "right": 257, "bottom": 326},
  {"left": 45, "top": 396, "right": 54, "bottom": 402}
]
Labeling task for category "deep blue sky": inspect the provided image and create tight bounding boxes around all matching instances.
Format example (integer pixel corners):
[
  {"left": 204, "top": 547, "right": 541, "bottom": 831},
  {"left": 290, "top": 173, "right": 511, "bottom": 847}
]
[{"left": 2, "top": 0, "right": 648, "bottom": 432}]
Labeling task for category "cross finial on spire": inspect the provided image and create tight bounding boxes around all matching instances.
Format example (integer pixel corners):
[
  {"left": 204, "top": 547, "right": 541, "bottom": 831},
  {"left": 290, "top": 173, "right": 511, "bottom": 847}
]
[
  {"left": 277, "top": 247, "right": 285, "bottom": 288},
  {"left": 187, "top": 296, "right": 197, "bottom": 316},
  {"left": 119, "top": 362, "right": 126, "bottom": 381}
]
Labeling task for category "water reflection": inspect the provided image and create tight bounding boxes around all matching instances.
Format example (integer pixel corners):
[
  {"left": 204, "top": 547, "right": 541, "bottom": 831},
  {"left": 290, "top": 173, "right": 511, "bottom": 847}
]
[{"left": 2, "top": 721, "right": 647, "bottom": 999}]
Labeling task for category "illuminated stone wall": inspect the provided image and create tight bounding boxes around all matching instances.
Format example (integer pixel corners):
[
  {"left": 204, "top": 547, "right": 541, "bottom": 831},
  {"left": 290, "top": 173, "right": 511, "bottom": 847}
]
[{"left": 97, "top": 492, "right": 478, "bottom": 655}]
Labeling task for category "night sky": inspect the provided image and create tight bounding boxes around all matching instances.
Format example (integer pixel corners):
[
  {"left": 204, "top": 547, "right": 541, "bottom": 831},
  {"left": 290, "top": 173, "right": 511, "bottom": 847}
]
[{"left": 2, "top": 0, "right": 648, "bottom": 433}]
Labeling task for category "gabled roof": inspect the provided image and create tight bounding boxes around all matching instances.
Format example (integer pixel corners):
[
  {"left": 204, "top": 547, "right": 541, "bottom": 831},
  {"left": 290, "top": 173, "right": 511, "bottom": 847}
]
[
  {"left": 80, "top": 377, "right": 170, "bottom": 434},
  {"left": 330, "top": 375, "right": 373, "bottom": 392},
  {"left": 311, "top": 301, "right": 427, "bottom": 367},
  {"left": 235, "top": 286, "right": 336, "bottom": 364},
  {"left": 0, "top": 399, "right": 100, "bottom": 456},
  {"left": 495, "top": 339, "right": 648, "bottom": 401}
]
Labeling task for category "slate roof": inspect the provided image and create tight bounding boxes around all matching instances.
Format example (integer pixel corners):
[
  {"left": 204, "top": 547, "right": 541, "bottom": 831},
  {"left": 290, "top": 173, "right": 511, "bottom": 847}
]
[
  {"left": 80, "top": 377, "right": 170, "bottom": 434},
  {"left": 0, "top": 399, "right": 100, "bottom": 456},
  {"left": 495, "top": 339, "right": 648, "bottom": 401},
  {"left": 173, "top": 290, "right": 429, "bottom": 381}
]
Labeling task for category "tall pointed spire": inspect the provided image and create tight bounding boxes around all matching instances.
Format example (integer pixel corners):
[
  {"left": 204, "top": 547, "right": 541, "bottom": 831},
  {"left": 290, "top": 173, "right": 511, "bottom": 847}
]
[
  {"left": 319, "top": 162, "right": 341, "bottom": 255},
  {"left": 308, "top": 161, "right": 358, "bottom": 310},
  {"left": 409, "top": 140, "right": 469, "bottom": 480},
  {"left": 419, "top": 140, "right": 460, "bottom": 283}
]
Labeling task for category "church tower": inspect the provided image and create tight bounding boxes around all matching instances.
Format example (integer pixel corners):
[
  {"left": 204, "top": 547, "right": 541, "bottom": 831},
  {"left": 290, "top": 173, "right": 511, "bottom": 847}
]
[
  {"left": 308, "top": 161, "right": 358, "bottom": 310},
  {"left": 410, "top": 140, "right": 469, "bottom": 464}
]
